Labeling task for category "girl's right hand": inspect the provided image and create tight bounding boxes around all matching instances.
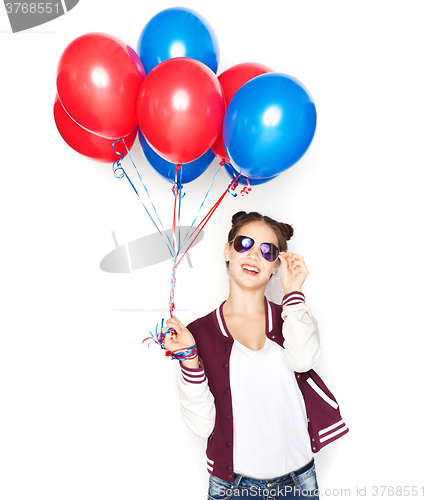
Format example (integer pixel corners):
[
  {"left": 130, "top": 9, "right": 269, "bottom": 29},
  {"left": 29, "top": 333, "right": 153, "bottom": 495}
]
[{"left": 162, "top": 315, "right": 196, "bottom": 354}]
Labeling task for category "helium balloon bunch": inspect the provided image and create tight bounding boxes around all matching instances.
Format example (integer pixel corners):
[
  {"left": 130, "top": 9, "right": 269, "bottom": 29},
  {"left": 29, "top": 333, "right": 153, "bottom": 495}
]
[
  {"left": 54, "top": 6, "right": 317, "bottom": 183},
  {"left": 53, "top": 7, "right": 318, "bottom": 331}
]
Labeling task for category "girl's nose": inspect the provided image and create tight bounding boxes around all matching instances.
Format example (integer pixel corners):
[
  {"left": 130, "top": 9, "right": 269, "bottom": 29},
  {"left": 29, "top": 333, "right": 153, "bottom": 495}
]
[{"left": 246, "top": 244, "right": 261, "bottom": 260}]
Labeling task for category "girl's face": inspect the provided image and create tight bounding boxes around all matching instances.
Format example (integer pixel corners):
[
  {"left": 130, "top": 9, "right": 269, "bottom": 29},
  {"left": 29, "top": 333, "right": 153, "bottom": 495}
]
[{"left": 224, "top": 221, "right": 281, "bottom": 290}]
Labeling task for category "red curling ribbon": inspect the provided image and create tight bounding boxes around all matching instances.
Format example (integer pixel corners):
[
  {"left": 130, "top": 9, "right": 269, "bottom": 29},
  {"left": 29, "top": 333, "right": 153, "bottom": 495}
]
[{"left": 240, "top": 179, "right": 252, "bottom": 196}]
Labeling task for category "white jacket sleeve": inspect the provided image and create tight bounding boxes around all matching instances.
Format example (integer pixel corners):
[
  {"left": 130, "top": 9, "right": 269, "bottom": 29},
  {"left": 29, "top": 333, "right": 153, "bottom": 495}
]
[
  {"left": 281, "top": 292, "right": 321, "bottom": 372},
  {"left": 176, "top": 358, "right": 216, "bottom": 438}
]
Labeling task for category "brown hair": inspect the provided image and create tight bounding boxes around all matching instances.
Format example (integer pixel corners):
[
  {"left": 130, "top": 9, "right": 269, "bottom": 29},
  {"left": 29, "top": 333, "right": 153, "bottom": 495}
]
[{"left": 226, "top": 211, "right": 293, "bottom": 268}]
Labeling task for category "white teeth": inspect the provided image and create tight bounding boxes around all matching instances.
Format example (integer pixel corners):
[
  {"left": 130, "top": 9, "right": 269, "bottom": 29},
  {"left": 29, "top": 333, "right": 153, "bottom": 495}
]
[{"left": 242, "top": 265, "right": 259, "bottom": 273}]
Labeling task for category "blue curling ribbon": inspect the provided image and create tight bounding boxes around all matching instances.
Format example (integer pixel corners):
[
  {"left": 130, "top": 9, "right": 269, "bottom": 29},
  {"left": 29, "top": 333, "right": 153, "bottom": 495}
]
[
  {"left": 111, "top": 140, "right": 174, "bottom": 258},
  {"left": 167, "top": 343, "right": 198, "bottom": 361},
  {"left": 125, "top": 142, "right": 173, "bottom": 251},
  {"left": 144, "top": 319, "right": 166, "bottom": 348},
  {"left": 227, "top": 177, "right": 240, "bottom": 197}
]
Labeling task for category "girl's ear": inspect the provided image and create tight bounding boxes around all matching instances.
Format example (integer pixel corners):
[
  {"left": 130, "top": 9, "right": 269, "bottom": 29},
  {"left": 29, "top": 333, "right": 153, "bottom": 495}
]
[
  {"left": 224, "top": 242, "right": 230, "bottom": 262},
  {"left": 272, "top": 259, "right": 281, "bottom": 275},
  {"left": 269, "top": 260, "right": 281, "bottom": 280}
]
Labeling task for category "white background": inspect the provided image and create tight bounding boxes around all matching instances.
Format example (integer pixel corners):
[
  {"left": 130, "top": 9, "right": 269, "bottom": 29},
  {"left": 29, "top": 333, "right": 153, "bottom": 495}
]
[{"left": 1, "top": 1, "right": 427, "bottom": 499}]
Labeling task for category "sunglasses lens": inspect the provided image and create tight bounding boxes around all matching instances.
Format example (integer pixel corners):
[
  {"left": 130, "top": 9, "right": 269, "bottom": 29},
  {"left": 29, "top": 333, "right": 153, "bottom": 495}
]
[
  {"left": 260, "top": 243, "right": 279, "bottom": 262},
  {"left": 234, "top": 236, "right": 254, "bottom": 253}
]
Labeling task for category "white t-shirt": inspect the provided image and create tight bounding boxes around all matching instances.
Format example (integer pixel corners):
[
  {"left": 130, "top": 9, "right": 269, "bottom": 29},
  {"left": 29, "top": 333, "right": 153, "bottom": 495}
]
[{"left": 230, "top": 337, "right": 312, "bottom": 479}]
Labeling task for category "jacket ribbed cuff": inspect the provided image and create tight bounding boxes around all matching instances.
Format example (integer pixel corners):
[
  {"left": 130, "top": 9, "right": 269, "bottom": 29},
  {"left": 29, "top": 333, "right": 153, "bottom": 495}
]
[
  {"left": 282, "top": 291, "right": 306, "bottom": 307},
  {"left": 179, "top": 359, "right": 206, "bottom": 384}
]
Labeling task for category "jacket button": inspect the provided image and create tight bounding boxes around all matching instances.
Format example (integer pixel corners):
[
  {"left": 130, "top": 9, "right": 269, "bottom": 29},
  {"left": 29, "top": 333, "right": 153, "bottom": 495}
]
[
  {"left": 227, "top": 466, "right": 232, "bottom": 471},
  {"left": 227, "top": 474, "right": 233, "bottom": 480},
  {"left": 313, "top": 447, "right": 316, "bottom": 451},
  {"left": 225, "top": 341, "right": 231, "bottom": 346},
  {"left": 297, "top": 374, "right": 300, "bottom": 378},
  {"left": 222, "top": 363, "right": 228, "bottom": 368},
  {"left": 271, "top": 335, "right": 275, "bottom": 339},
  {"left": 226, "top": 442, "right": 232, "bottom": 447},
  {"left": 224, "top": 389, "right": 230, "bottom": 395},
  {"left": 226, "top": 415, "right": 231, "bottom": 421}
]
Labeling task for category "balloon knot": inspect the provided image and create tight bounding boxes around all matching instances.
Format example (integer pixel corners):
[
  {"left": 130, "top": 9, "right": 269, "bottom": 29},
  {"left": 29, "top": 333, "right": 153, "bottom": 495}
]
[{"left": 171, "top": 183, "right": 185, "bottom": 198}]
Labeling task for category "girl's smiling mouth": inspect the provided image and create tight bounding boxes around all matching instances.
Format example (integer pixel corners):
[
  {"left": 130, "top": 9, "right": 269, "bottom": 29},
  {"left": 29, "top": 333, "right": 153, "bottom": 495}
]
[{"left": 241, "top": 264, "right": 260, "bottom": 275}]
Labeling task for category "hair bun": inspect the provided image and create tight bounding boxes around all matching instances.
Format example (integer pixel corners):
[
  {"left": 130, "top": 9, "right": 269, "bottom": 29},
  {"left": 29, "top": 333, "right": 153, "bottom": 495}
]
[
  {"left": 231, "top": 211, "right": 247, "bottom": 225},
  {"left": 281, "top": 223, "right": 294, "bottom": 241}
]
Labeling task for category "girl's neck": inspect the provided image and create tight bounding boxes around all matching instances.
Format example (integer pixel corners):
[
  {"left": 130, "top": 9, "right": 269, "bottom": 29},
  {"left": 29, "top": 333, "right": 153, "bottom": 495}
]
[{"left": 223, "top": 283, "right": 266, "bottom": 316}]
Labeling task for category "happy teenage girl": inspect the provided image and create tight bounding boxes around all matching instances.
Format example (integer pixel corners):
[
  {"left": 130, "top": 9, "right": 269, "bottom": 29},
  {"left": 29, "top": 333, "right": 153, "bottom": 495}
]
[{"left": 162, "top": 211, "right": 347, "bottom": 499}]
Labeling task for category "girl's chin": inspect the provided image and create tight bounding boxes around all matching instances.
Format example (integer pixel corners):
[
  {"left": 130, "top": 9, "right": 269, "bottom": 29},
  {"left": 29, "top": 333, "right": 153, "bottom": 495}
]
[
  {"left": 230, "top": 270, "right": 270, "bottom": 288},
  {"left": 241, "top": 269, "right": 260, "bottom": 277}
]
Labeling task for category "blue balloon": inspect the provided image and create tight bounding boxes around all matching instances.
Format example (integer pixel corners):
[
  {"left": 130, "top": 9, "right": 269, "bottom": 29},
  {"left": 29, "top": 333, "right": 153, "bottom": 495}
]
[
  {"left": 138, "top": 130, "right": 214, "bottom": 184},
  {"left": 223, "top": 73, "right": 317, "bottom": 179},
  {"left": 137, "top": 7, "right": 219, "bottom": 74},
  {"left": 221, "top": 162, "right": 278, "bottom": 186}
]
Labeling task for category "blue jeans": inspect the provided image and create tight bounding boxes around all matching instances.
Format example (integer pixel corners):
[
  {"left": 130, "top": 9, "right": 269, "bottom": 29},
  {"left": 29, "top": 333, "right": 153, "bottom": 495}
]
[{"left": 207, "top": 459, "right": 319, "bottom": 499}]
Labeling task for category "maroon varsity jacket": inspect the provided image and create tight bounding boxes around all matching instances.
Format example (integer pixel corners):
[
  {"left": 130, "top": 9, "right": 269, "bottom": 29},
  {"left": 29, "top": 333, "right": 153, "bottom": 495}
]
[{"left": 180, "top": 294, "right": 349, "bottom": 482}]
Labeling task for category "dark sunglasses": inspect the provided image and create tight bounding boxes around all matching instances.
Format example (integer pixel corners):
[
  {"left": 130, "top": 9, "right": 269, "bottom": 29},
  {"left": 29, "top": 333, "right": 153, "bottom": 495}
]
[{"left": 231, "top": 235, "right": 280, "bottom": 262}]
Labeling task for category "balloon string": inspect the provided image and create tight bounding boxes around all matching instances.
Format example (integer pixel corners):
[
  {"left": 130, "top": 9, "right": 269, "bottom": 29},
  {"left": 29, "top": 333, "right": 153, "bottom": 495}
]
[
  {"left": 112, "top": 142, "right": 240, "bottom": 316},
  {"left": 171, "top": 166, "right": 178, "bottom": 256},
  {"left": 169, "top": 165, "right": 182, "bottom": 318},
  {"left": 117, "top": 139, "right": 174, "bottom": 254},
  {"left": 169, "top": 165, "right": 223, "bottom": 316},
  {"left": 171, "top": 165, "right": 183, "bottom": 258},
  {"left": 177, "top": 166, "right": 183, "bottom": 252},
  {"left": 120, "top": 139, "right": 171, "bottom": 239},
  {"left": 178, "top": 166, "right": 221, "bottom": 256},
  {"left": 169, "top": 171, "right": 240, "bottom": 313},
  {"left": 169, "top": 261, "right": 178, "bottom": 317},
  {"left": 112, "top": 159, "right": 168, "bottom": 244},
  {"left": 175, "top": 174, "right": 241, "bottom": 268},
  {"left": 111, "top": 139, "right": 174, "bottom": 258}
]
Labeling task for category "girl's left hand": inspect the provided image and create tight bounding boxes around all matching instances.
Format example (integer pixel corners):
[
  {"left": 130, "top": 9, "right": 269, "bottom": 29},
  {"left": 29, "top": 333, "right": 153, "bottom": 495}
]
[{"left": 278, "top": 252, "right": 309, "bottom": 295}]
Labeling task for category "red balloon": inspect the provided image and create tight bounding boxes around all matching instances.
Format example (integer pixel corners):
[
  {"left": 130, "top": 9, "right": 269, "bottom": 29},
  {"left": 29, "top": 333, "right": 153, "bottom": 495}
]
[
  {"left": 53, "top": 95, "right": 137, "bottom": 163},
  {"left": 211, "top": 62, "right": 273, "bottom": 164},
  {"left": 56, "top": 33, "right": 145, "bottom": 139},
  {"left": 137, "top": 57, "right": 225, "bottom": 165}
]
